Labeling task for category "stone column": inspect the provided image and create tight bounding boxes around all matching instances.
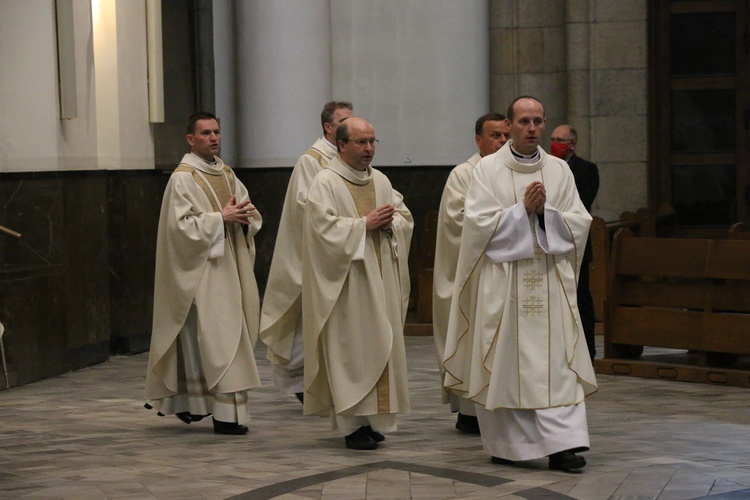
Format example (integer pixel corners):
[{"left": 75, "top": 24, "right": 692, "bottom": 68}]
[{"left": 488, "top": 0, "right": 567, "bottom": 124}]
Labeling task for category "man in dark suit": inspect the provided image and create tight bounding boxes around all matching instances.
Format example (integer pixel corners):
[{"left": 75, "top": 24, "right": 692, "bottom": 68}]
[{"left": 550, "top": 124, "right": 599, "bottom": 362}]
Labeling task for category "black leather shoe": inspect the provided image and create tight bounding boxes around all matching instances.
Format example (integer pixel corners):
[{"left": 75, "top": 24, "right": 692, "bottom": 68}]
[
  {"left": 212, "top": 418, "right": 248, "bottom": 435},
  {"left": 295, "top": 392, "right": 304, "bottom": 403},
  {"left": 549, "top": 450, "right": 586, "bottom": 471},
  {"left": 177, "top": 412, "right": 207, "bottom": 424},
  {"left": 455, "top": 413, "right": 481, "bottom": 434},
  {"left": 345, "top": 426, "right": 378, "bottom": 450},
  {"left": 491, "top": 456, "right": 514, "bottom": 465},
  {"left": 364, "top": 425, "right": 385, "bottom": 442}
]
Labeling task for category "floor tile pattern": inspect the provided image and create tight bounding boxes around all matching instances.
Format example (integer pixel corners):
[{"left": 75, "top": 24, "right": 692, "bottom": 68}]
[{"left": 1, "top": 337, "right": 750, "bottom": 499}]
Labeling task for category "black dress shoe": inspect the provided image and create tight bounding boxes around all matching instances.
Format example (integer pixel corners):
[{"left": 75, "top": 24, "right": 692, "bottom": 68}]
[
  {"left": 491, "top": 456, "right": 515, "bottom": 465},
  {"left": 295, "top": 392, "right": 304, "bottom": 403},
  {"left": 364, "top": 425, "right": 385, "bottom": 442},
  {"left": 345, "top": 426, "right": 378, "bottom": 450},
  {"left": 212, "top": 418, "right": 249, "bottom": 435},
  {"left": 455, "top": 413, "right": 481, "bottom": 435},
  {"left": 176, "top": 412, "right": 207, "bottom": 424},
  {"left": 548, "top": 450, "right": 586, "bottom": 471}
]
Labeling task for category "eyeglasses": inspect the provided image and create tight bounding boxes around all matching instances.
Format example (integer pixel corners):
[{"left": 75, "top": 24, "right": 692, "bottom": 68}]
[
  {"left": 344, "top": 138, "right": 379, "bottom": 147},
  {"left": 550, "top": 137, "right": 576, "bottom": 144}
]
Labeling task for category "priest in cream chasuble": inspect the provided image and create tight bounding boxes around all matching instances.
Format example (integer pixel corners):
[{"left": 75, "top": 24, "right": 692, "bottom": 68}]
[
  {"left": 443, "top": 97, "right": 597, "bottom": 469},
  {"left": 145, "top": 113, "right": 262, "bottom": 435},
  {"left": 260, "top": 102, "right": 353, "bottom": 399},
  {"left": 301, "top": 117, "right": 412, "bottom": 450}
]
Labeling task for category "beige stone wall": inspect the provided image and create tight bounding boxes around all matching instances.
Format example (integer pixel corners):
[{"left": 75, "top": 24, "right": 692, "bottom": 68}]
[{"left": 489, "top": 0, "right": 648, "bottom": 221}]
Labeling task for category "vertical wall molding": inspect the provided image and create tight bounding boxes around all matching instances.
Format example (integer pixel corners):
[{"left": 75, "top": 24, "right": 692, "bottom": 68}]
[
  {"left": 146, "top": 0, "right": 164, "bottom": 123},
  {"left": 55, "top": 0, "right": 77, "bottom": 119}
]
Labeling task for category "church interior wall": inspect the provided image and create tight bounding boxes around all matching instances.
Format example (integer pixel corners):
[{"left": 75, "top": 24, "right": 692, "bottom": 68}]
[{"left": 0, "top": 0, "right": 650, "bottom": 389}]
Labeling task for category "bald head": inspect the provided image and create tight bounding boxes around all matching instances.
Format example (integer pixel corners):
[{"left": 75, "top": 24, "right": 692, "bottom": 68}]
[
  {"left": 336, "top": 117, "right": 377, "bottom": 171},
  {"left": 506, "top": 96, "right": 546, "bottom": 155},
  {"left": 550, "top": 124, "right": 577, "bottom": 160}
]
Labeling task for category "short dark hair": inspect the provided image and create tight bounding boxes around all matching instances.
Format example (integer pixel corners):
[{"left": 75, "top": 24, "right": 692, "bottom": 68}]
[
  {"left": 475, "top": 113, "right": 507, "bottom": 136},
  {"left": 506, "top": 95, "right": 543, "bottom": 122},
  {"left": 187, "top": 111, "right": 218, "bottom": 135},
  {"left": 321, "top": 101, "right": 353, "bottom": 134},
  {"left": 335, "top": 121, "right": 351, "bottom": 151}
]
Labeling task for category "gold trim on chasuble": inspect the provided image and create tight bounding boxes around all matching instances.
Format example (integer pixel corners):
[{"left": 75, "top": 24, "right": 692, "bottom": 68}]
[
  {"left": 343, "top": 178, "right": 391, "bottom": 413},
  {"left": 174, "top": 164, "right": 238, "bottom": 250},
  {"left": 512, "top": 168, "right": 552, "bottom": 405},
  {"left": 305, "top": 148, "right": 330, "bottom": 168}
]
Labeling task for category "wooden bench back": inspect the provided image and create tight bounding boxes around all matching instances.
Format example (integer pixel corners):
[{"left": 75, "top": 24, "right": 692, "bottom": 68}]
[
  {"left": 590, "top": 204, "right": 676, "bottom": 322},
  {"left": 606, "top": 228, "right": 750, "bottom": 356}
]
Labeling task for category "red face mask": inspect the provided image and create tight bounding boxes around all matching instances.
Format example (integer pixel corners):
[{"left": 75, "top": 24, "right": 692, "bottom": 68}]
[{"left": 550, "top": 141, "right": 570, "bottom": 159}]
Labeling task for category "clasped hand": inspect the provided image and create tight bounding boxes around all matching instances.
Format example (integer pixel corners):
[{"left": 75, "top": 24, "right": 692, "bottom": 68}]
[
  {"left": 366, "top": 204, "right": 395, "bottom": 231},
  {"left": 524, "top": 181, "right": 546, "bottom": 214},
  {"left": 222, "top": 195, "right": 256, "bottom": 225}
]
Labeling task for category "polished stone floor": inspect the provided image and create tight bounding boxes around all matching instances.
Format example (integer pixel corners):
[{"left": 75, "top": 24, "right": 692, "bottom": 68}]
[{"left": 2, "top": 336, "right": 750, "bottom": 499}]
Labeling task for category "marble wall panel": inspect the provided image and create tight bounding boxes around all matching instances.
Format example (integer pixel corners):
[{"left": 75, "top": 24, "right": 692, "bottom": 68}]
[
  {"left": 0, "top": 175, "right": 65, "bottom": 267},
  {"left": 63, "top": 174, "right": 110, "bottom": 359},
  {"left": 0, "top": 266, "right": 66, "bottom": 388},
  {"left": 108, "top": 171, "right": 167, "bottom": 354},
  {"left": 0, "top": 164, "right": 454, "bottom": 387}
]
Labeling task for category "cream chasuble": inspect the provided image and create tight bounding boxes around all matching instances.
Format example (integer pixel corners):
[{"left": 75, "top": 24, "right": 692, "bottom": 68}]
[
  {"left": 302, "top": 157, "right": 413, "bottom": 420},
  {"left": 145, "top": 153, "right": 262, "bottom": 422},
  {"left": 443, "top": 143, "right": 597, "bottom": 411},
  {"left": 433, "top": 152, "right": 480, "bottom": 406},
  {"left": 260, "top": 138, "right": 337, "bottom": 369}
]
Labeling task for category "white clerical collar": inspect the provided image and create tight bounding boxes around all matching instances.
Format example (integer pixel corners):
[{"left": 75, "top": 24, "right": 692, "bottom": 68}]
[
  {"left": 510, "top": 145, "right": 540, "bottom": 164},
  {"left": 184, "top": 153, "right": 224, "bottom": 174}
]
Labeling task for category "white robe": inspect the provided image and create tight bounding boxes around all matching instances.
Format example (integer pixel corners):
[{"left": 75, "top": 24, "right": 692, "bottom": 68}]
[
  {"left": 443, "top": 143, "right": 597, "bottom": 459},
  {"left": 433, "top": 153, "right": 479, "bottom": 414},
  {"left": 302, "top": 157, "right": 412, "bottom": 432},
  {"left": 260, "top": 138, "right": 337, "bottom": 394},
  {"left": 145, "top": 153, "right": 262, "bottom": 425}
]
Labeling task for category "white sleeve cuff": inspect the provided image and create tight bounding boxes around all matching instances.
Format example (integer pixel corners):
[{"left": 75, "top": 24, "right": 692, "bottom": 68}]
[
  {"left": 353, "top": 221, "right": 366, "bottom": 261},
  {"left": 535, "top": 204, "right": 575, "bottom": 255},
  {"left": 208, "top": 217, "right": 225, "bottom": 259},
  {"left": 484, "top": 203, "right": 536, "bottom": 264}
]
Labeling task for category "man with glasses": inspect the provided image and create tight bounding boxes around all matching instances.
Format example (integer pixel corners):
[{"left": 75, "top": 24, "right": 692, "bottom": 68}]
[
  {"left": 260, "top": 101, "right": 353, "bottom": 404},
  {"left": 550, "top": 124, "right": 600, "bottom": 362},
  {"left": 301, "top": 117, "right": 413, "bottom": 451},
  {"left": 433, "top": 113, "right": 510, "bottom": 435}
]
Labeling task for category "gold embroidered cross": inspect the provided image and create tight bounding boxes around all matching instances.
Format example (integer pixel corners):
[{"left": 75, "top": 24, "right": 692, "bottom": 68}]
[
  {"left": 523, "top": 269, "right": 544, "bottom": 291},
  {"left": 522, "top": 296, "right": 544, "bottom": 317},
  {"left": 523, "top": 244, "right": 545, "bottom": 265},
  {"left": 533, "top": 245, "right": 545, "bottom": 264}
]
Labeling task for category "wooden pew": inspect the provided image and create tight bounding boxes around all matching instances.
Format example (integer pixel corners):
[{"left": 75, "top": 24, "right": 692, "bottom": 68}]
[
  {"left": 595, "top": 228, "right": 750, "bottom": 387},
  {"left": 590, "top": 204, "right": 676, "bottom": 325},
  {"left": 729, "top": 222, "right": 750, "bottom": 240}
]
